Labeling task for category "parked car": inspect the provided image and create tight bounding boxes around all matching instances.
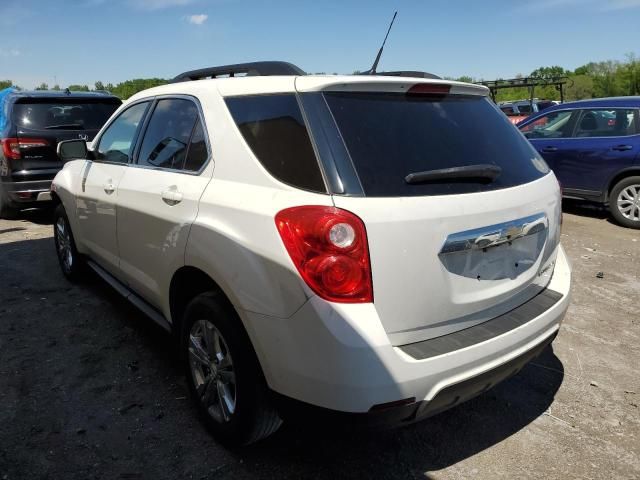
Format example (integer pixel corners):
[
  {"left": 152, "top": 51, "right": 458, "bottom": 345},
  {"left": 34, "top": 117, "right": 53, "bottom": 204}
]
[
  {"left": 499, "top": 99, "right": 557, "bottom": 124},
  {"left": 518, "top": 97, "right": 640, "bottom": 228},
  {"left": 0, "top": 88, "right": 121, "bottom": 218},
  {"left": 50, "top": 62, "right": 571, "bottom": 445}
]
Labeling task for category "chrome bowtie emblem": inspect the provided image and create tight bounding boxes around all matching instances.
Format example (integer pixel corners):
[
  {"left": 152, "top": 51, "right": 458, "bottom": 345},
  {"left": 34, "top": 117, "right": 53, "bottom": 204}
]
[{"left": 439, "top": 213, "right": 548, "bottom": 255}]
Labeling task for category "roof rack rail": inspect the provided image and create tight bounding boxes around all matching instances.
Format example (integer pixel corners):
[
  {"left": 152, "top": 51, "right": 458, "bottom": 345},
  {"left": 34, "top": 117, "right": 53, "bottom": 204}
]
[
  {"left": 374, "top": 70, "right": 441, "bottom": 80},
  {"left": 171, "top": 61, "right": 305, "bottom": 83}
]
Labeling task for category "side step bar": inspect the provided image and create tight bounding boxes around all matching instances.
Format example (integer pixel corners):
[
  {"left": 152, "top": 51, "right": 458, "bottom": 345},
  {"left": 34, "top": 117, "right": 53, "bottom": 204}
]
[{"left": 87, "top": 260, "right": 172, "bottom": 333}]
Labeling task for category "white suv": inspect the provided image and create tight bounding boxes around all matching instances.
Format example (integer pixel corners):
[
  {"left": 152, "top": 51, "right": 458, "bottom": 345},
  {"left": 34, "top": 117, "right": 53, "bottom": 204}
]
[{"left": 51, "top": 61, "right": 571, "bottom": 445}]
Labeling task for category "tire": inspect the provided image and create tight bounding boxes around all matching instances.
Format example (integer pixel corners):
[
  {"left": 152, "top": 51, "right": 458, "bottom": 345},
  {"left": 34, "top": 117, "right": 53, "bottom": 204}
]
[
  {"left": 610, "top": 176, "right": 640, "bottom": 229},
  {"left": 181, "top": 291, "right": 281, "bottom": 446},
  {"left": 53, "top": 204, "right": 85, "bottom": 280}
]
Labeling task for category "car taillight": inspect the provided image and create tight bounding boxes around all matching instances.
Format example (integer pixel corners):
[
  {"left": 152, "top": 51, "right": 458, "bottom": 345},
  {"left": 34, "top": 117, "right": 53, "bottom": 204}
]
[
  {"left": 1, "top": 137, "right": 49, "bottom": 160},
  {"left": 275, "top": 206, "right": 373, "bottom": 303}
]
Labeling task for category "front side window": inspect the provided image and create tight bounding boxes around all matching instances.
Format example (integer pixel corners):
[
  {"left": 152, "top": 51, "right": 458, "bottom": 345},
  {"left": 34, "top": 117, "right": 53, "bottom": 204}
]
[
  {"left": 574, "top": 109, "right": 637, "bottom": 138},
  {"left": 96, "top": 102, "right": 149, "bottom": 163},
  {"left": 225, "top": 94, "right": 325, "bottom": 192},
  {"left": 520, "top": 110, "right": 575, "bottom": 139},
  {"left": 137, "top": 98, "right": 199, "bottom": 170}
]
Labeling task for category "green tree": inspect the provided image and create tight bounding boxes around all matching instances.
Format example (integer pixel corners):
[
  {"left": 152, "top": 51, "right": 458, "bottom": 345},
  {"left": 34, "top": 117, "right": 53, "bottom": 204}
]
[
  {"left": 110, "top": 78, "right": 168, "bottom": 99},
  {"left": 530, "top": 66, "right": 567, "bottom": 80},
  {"left": 0, "top": 80, "right": 13, "bottom": 90},
  {"left": 52, "top": 84, "right": 61, "bottom": 91},
  {"left": 35, "top": 82, "right": 49, "bottom": 91},
  {"left": 67, "top": 84, "right": 90, "bottom": 92},
  {"left": 94, "top": 81, "right": 105, "bottom": 91},
  {"left": 565, "top": 75, "right": 594, "bottom": 100}
]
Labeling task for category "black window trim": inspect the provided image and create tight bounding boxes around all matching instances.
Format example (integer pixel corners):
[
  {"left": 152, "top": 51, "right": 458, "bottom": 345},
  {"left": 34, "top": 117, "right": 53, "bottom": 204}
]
[
  {"left": 92, "top": 99, "right": 152, "bottom": 166},
  {"left": 130, "top": 94, "right": 213, "bottom": 176},
  {"left": 224, "top": 92, "right": 330, "bottom": 195}
]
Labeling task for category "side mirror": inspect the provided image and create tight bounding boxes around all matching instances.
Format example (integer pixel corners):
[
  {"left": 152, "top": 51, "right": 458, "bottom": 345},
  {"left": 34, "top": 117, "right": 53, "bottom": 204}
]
[{"left": 57, "top": 139, "right": 88, "bottom": 161}]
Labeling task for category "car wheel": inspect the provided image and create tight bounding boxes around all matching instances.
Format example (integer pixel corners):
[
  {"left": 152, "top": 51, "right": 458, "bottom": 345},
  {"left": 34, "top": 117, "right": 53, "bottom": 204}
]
[
  {"left": 181, "top": 291, "right": 281, "bottom": 446},
  {"left": 610, "top": 176, "right": 640, "bottom": 229},
  {"left": 53, "top": 204, "right": 85, "bottom": 280}
]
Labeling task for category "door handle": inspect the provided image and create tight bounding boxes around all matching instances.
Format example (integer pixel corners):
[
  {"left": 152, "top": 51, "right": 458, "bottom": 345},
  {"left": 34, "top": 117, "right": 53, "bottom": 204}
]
[
  {"left": 612, "top": 144, "right": 633, "bottom": 151},
  {"left": 161, "top": 188, "right": 183, "bottom": 206},
  {"left": 541, "top": 146, "right": 558, "bottom": 153},
  {"left": 104, "top": 183, "right": 115, "bottom": 194}
]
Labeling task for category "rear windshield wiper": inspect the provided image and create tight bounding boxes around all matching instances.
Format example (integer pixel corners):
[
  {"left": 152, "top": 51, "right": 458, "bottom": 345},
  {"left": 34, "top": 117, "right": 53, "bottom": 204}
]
[
  {"left": 405, "top": 164, "right": 502, "bottom": 184},
  {"left": 45, "top": 123, "right": 85, "bottom": 130}
]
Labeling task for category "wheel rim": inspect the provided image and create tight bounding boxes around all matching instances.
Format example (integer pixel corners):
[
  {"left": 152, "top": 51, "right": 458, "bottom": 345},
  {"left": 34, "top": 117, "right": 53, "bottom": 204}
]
[
  {"left": 617, "top": 184, "right": 640, "bottom": 222},
  {"left": 188, "top": 320, "right": 236, "bottom": 423},
  {"left": 55, "top": 217, "right": 73, "bottom": 271}
]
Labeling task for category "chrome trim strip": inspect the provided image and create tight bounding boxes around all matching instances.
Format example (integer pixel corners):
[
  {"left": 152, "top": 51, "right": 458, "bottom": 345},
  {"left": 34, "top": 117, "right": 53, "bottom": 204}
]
[{"left": 439, "top": 213, "right": 548, "bottom": 255}]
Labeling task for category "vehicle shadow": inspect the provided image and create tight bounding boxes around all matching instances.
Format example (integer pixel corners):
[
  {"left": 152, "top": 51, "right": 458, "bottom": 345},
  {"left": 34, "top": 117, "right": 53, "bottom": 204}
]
[
  {"left": 15, "top": 207, "right": 55, "bottom": 225},
  {"left": 239, "top": 346, "right": 563, "bottom": 478},
  {"left": 562, "top": 199, "right": 611, "bottom": 222}
]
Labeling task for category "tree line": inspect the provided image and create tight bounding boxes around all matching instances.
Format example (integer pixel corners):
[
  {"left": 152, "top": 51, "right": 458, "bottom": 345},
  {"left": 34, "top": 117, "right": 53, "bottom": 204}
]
[
  {"left": 0, "top": 78, "right": 168, "bottom": 99},
  {"left": 1, "top": 53, "right": 639, "bottom": 102}
]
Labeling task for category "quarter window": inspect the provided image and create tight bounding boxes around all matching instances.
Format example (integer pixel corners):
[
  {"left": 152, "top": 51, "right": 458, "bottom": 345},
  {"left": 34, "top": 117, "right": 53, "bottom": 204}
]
[
  {"left": 96, "top": 102, "right": 149, "bottom": 163},
  {"left": 137, "top": 99, "right": 200, "bottom": 170},
  {"left": 520, "top": 110, "right": 575, "bottom": 139},
  {"left": 574, "top": 109, "right": 637, "bottom": 138},
  {"left": 225, "top": 94, "right": 326, "bottom": 192},
  {"left": 184, "top": 119, "right": 208, "bottom": 172}
]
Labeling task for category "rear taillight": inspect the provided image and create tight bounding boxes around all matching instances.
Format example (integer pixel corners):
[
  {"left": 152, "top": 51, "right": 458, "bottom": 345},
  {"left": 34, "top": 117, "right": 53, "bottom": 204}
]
[
  {"left": 1, "top": 137, "right": 49, "bottom": 160},
  {"left": 275, "top": 206, "right": 373, "bottom": 303}
]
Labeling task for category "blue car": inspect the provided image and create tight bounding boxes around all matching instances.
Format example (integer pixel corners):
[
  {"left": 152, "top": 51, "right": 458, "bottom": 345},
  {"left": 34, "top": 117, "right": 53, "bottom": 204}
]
[{"left": 518, "top": 97, "right": 640, "bottom": 229}]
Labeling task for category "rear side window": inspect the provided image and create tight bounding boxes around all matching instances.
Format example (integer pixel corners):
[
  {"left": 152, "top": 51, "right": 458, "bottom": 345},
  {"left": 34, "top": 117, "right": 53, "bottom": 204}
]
[
  {"left": 517, "top": 103, "right": 533, "bottom": 114},
  {"left": 323, "top": 92, "right": 548, "bottom": 197},
  {"left": 137, "top": 98, "right": 199, "bottom": 170},
  {"left": 183, "top": 119, "right": 208, "bottom": 172},
  {"left": 574, "top": 109, "right": 638, "bottom": 137},
  {"left": 13, "top": 99, "right": 120, "bottom": 130},
  {"left": 225, "top": 94, "right": 325, "bottom": 192}
]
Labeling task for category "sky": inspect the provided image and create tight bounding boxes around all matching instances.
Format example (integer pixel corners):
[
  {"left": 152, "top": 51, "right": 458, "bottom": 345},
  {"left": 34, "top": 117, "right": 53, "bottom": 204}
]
[{"left": 1, "top": 0, "right": 639, "bottom": 89}]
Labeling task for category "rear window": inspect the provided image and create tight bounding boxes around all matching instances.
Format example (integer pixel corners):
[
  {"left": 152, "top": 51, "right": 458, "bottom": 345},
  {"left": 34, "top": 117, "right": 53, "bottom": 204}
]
[
  {"left": 225, "top": 94, "right": 326, "bottom": 193},
  {"left": 13, "top": 99, "right": 120, "bottom": 131},
  {"left": 323, "top": 92, "right": 549, "bottom": 197}
]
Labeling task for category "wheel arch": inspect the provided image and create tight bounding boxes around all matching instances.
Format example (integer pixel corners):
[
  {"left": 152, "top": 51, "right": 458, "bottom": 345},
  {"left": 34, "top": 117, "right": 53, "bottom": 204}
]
[
  {"left": 169, "top": 265, "right": 271, "bottom": 383},
  {"left": 606, "top": 168, "right": 640, "bottom": 203}
]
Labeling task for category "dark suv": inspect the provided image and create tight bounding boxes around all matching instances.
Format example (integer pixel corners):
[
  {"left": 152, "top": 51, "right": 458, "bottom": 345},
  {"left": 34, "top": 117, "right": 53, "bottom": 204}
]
[{"left": 0, "top": 88, "right": 121, "bottom": 218}]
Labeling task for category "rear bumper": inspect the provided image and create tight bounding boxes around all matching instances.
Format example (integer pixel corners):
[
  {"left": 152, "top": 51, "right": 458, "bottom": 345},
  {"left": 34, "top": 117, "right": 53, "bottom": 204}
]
[
  {"left": 242, "top": 245, "right": 571, "bottom": 416},
  {"left": 272, "top": 331, "right": 556, "bottom": 428},
  {"left": 1, "top": 179, "right": 53, "bottom": 205}
]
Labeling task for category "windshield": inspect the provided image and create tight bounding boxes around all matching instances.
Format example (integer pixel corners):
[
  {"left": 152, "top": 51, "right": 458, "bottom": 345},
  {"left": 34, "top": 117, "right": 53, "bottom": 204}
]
[
  {"left": 13, "top": 100, "right": 120, "bottom": 130},
  {"left": 322, "top": 92, "right": 549, "bottom": 196}
]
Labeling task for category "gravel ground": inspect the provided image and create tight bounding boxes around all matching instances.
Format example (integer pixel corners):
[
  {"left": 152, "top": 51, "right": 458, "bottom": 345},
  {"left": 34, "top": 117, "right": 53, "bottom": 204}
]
[{"left": 0, "top": 201, "right": 638, "bottom": 480}]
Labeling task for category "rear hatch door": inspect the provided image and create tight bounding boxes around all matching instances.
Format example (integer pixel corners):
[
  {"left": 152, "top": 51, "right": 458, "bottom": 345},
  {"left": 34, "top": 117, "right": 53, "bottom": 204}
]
[
  {"left": 11, "top": 97, "right": 120, "bottom": 177},
  {"left": 299, "top": 79, "right": 561, "bottom": 346}
]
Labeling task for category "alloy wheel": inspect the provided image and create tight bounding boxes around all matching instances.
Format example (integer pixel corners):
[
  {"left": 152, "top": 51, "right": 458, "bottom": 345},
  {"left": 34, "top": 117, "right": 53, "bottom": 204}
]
[
  {"left": 188, "top": 320, "right": 237, "bottom": 423},
  {"left": 617, "top": 184, "right": 640, "bottom": 222},
  {"left": 55, "top": 217, "right": 73, "bottom": 272}
]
